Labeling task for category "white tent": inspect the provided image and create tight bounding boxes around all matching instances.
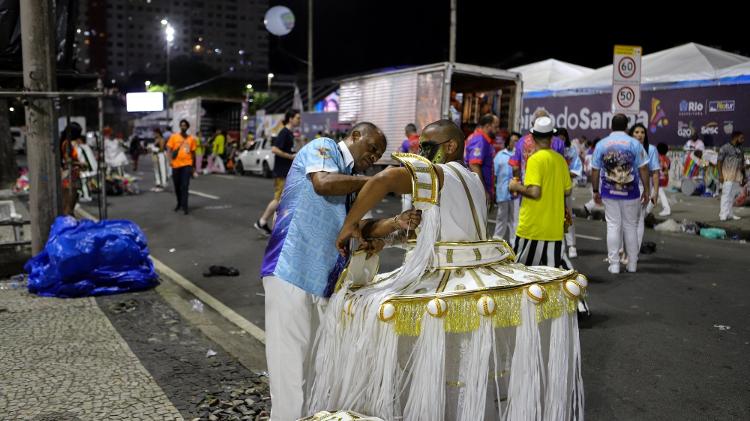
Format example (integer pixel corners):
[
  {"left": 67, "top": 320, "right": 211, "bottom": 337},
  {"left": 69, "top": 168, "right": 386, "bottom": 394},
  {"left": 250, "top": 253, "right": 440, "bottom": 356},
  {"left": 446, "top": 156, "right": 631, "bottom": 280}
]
[
  {"left": 717, "top": 60, "right": 750, "bottom": 78},
  {"left": 551, "top": 43, "right": 750, "bottom": 90},
  {"left": 509, "top": 59, "right": 594, "bottom": 92}
]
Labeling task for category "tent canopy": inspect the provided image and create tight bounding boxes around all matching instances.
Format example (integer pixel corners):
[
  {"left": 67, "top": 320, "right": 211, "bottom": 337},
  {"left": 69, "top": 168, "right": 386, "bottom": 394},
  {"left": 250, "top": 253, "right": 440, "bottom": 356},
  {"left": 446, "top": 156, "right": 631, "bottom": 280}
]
[
  {"left": 550, "top": 43, "right": 749, "bottom": 90},
  {"left": 509, "top": 59, "right": 594, "bottom": 92}
]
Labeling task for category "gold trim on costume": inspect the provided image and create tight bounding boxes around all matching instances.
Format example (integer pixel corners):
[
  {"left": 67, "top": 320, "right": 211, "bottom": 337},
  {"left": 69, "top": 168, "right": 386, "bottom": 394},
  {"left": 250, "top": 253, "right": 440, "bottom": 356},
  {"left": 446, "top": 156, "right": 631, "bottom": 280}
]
[
  {"left": 435, "top": 269, "right": 452, "bottom": 293},
  {"left": 446, "top": 249, "right": 454, "bottom": 263},
  {"left": 467, "top": 268, "right": 486, "bottom": 288},
  {"left": 473, "top": 248, "right": 482, "bottom": 261},
  {"left": 392, "top": 153, "right": 439, "bottom": 205}
]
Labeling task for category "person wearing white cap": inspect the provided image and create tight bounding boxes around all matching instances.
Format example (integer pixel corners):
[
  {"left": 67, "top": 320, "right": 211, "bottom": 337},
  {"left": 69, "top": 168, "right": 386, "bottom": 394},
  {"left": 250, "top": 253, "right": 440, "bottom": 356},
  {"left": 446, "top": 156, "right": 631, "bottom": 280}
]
[
  {"left": 509, "top": 116, "right": 573, "bottom": 268},
  {"left": 591, "top": 114, "right": 650, "bottom": 274}
]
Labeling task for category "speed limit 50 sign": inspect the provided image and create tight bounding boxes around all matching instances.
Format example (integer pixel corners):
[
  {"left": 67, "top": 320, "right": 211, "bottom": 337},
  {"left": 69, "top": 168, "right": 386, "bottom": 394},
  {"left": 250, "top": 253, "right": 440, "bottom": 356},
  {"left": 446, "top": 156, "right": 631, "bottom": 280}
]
[
  {"left": 612, "top": 45, "right": 642, "bottom": 114},
  {"left": 612, "top": 83, "right": 640, "bottom": 114}
]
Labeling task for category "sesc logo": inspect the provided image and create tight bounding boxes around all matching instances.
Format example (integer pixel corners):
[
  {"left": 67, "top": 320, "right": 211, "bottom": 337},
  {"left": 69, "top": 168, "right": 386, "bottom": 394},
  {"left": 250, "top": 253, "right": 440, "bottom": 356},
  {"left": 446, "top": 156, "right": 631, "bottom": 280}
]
[
  {"left": 700, "top": 122, "right": 719, "bottom": 136},
  {"left": 679, "top": 100, "right": 704, "bottom": 116}
]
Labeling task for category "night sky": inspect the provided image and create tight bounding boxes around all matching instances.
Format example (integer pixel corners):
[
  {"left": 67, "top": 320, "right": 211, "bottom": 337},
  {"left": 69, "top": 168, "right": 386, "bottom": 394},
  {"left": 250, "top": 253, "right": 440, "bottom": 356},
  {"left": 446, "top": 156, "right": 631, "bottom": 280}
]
[{"left": 269, "top": 1, "right": 749, "bottom": 80}]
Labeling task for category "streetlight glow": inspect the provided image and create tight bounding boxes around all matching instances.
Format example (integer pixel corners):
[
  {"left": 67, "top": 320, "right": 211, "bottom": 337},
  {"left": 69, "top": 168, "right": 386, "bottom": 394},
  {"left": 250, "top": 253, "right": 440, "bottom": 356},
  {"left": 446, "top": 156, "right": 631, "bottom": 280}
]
[
  {"left": 145, "top": 80, "right": 151, "bottom": 87},
  {"left": 246, "top": 84, "right": 253, "bottom": 90},
  {"left": 160, "top": 18, "right": 168, "bottom": 26},
  {"left": 165, "top": 25, "right": 175, "bottom": 43},
  {"left": 268, "top": 73, "right": 275, "bottom": 79},
  {"left": 9, "top": 107, "right": 14, "bottom": 112}
]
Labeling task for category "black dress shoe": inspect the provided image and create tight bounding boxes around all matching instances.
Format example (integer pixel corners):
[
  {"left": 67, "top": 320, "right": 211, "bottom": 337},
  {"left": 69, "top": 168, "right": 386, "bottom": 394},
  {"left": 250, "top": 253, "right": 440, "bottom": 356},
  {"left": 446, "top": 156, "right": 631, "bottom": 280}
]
[
  {"left": 183, "top": 208, "right": 189, "bottom": 215},
  {"left": 174, "top": 205, "right": 181, "bottom": 212}
]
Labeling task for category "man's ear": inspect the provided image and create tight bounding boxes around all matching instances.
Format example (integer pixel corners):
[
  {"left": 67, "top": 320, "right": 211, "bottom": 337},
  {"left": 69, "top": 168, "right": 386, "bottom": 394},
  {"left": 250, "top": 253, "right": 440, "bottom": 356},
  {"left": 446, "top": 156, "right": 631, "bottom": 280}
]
[
  {"left": 446, "top": 139, "right": 458, "bottom": 154},
  {"left": 351, "top": 130, "right": 362, "bottom": 142}
]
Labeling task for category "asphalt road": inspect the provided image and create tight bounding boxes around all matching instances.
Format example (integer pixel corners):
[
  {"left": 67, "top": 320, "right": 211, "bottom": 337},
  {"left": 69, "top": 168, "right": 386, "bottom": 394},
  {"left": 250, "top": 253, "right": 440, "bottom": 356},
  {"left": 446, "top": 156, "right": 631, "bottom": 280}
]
[{"left": 83, "top": 159, "right": 749, "bottom": 420}]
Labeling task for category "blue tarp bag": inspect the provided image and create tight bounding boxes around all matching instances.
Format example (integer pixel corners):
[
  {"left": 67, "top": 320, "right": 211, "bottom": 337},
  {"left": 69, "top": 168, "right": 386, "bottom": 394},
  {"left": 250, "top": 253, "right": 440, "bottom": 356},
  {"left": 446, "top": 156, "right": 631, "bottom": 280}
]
[{"left": 24, "top": 216, "right": 159, "bottom": 297}]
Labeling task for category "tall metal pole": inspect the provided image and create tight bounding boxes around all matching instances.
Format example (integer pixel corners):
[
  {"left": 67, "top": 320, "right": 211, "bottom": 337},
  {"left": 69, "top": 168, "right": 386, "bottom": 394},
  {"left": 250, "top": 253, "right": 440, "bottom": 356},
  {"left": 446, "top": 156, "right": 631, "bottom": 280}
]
[
  {"left": 307, "top": 0, "right": 314, "bottom": 112},
  {"left": 97, "top": 78, "right": 107, "bottom": 220},
  {"left": 20, "top": 0, "right": 61, "bottom": 254},
  {"left": 166, "top": 39, "right": 171, "bottom": 124},
  {"left": 449, "top": 0, "right": 456, "bottom": 63}
]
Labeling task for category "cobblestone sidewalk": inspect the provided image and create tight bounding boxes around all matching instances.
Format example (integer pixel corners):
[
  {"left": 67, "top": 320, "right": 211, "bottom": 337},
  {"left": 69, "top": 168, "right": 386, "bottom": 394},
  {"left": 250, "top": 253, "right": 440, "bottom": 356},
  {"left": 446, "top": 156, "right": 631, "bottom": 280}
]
[
  {"left": 0, "top": 279, "right": 271, "bottom": 421},
  {"left": 0, "top": 281, "right": 182, "bottom": 420}
]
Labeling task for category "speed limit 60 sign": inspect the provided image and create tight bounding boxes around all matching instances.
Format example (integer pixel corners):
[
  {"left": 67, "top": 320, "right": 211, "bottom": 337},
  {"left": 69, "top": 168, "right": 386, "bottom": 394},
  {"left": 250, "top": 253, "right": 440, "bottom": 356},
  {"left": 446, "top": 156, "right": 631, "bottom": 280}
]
[
  {"left": 613, "top": 45, "right": 642, "bottom": 83},
  {"left": 612, "top": 45, "right": 642, "bottom": 114}
]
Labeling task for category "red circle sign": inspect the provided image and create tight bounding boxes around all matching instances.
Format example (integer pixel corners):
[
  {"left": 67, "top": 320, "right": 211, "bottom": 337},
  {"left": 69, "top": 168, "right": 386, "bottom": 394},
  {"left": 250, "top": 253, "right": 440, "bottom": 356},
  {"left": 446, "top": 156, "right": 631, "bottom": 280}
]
[
  {"left": 616, "top": 86, "right": 636, "bottom": 108},
  {"left": 618, "top": 57, "right": 637, "bottom": 79}
]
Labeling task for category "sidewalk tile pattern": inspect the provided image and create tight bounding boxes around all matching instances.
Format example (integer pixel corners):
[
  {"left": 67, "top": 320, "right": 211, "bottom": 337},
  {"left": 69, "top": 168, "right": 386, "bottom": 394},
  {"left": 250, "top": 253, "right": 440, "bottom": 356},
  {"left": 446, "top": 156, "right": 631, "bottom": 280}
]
[{"left": 0, "top": 284, "right": 183, "bottom": 420}]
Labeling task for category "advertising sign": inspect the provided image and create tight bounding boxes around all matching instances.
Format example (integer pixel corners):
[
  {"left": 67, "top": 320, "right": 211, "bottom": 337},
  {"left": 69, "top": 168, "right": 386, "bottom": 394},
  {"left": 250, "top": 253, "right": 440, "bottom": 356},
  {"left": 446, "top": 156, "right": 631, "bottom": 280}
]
[{"left": 521, "top": 83, "right": 749, "bottom": 146}]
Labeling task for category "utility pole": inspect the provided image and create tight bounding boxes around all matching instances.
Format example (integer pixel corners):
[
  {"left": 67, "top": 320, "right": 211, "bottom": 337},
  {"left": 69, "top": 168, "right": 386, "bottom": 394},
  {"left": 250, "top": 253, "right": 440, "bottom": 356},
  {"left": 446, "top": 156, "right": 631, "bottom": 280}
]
[
  {"left": 307, "top": 0, "right": 314, "bottom": 112},
  {"left": 449, "top": 0, "right": 456, "bottom": 63},
  {"left": 20, "top": 0, "right": 61, "bottom": 255}
]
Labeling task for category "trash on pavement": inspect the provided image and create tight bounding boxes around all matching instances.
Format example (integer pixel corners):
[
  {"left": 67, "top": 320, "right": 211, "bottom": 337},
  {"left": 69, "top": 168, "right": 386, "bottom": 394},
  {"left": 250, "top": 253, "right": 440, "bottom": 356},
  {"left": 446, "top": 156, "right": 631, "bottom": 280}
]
[
  {"left": 206, "top": 349, "right": 217, "bottom": 358},
  {"left": 24, "top": 216, "right": 158, "bottom": 298},
  {"left": 191, "top": 299, "right": 204, "bottom": 312},
  {"left": 713, "top": 324, "right": 731, "bottom": 331},
  {"left": 700, "top": 228, "right": 727, "bottom": 240},
  {"left": 654, "top": 218, "right": 681, "bottom": 233},
  {"left": 680, "top": 219, "right": 699, "bottom": 235},
  {"left": 640, "top": 241, "right": 657, "bottom": 254},
  {"left": 169, "top": 248, "right": 176, "bottom": 253},
  {"left": 203, "top": 265, "right": 240, "bottom": 277}
]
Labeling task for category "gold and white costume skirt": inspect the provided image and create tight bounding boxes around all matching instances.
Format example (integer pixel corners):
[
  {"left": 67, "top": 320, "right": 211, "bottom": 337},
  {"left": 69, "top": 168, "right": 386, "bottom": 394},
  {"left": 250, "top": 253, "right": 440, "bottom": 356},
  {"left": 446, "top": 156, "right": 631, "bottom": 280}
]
[{"left": 305, "top": 239, "right": 586, "bottom": 421}]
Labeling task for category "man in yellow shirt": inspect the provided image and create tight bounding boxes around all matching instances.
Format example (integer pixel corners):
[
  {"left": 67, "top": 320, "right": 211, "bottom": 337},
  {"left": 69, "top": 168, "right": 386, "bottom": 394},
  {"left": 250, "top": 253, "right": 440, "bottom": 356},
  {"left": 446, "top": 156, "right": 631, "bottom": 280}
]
[
  {"left": 167, "top": 119, "right": 197, "bottom": 214},
  {"left": 509, "top": 116, "right": 572, "bottom": 268}
]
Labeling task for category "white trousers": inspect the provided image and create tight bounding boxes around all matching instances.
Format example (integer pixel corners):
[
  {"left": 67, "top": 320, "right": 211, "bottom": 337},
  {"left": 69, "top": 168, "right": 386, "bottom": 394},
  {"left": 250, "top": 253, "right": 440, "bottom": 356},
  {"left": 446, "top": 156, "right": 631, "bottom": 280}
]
[
  {"left": 263, "top": 276, "right": 326, "bottom": 421},
  {"left": 564, "top": 196, "right": 576, "bottom": 248},
  {"left": 152, "top": 153, "right": 169, "bottom": 187},
  {"left": 719, "top": 181, "right": 740, "bottom": 219},
  {"left": 657, "top": 187, "right": 671, "bottom": 214},
  {"left": 493, "top": 200, "right": 517, "bottom": 245},
  {"left": 603, "top": 198, "right": 641, "bottom": 268},
  {"left": 636, "top": 200, "right": 654, "bottom": 248}
]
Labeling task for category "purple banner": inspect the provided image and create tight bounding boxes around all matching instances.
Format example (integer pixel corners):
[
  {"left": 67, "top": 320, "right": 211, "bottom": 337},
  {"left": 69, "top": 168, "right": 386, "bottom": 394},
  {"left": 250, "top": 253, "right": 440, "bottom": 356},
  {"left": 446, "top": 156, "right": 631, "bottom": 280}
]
[{"left": 522, "top": 84, "right": 750, "bottom": 147}]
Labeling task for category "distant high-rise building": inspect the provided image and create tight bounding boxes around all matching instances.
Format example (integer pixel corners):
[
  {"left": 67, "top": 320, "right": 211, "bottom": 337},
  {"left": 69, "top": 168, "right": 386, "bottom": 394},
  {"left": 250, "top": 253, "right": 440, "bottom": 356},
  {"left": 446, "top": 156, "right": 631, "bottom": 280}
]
[{"left": 77, "top": 0, "right": 269, "bottom": 82}]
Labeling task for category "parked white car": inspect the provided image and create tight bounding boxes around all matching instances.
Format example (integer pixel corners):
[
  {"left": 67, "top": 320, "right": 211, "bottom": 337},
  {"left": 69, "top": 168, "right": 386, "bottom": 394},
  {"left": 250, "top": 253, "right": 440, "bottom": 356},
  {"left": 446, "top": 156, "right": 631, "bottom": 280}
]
[{"left": 236, "top": 138, "right": 275, "bottom": 178}]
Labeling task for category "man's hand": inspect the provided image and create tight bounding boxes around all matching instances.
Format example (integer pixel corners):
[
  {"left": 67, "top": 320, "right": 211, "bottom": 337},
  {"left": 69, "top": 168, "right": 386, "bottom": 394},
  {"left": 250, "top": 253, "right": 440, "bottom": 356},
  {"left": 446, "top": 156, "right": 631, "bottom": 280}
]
[
  {"left": 336, "top": 222, "right": 362, "bottom": 257},
  {"left": 594, "top": 192, "right": 603, "bottom": 205},
  {"left": 396, "top": 209, "right": 422, "bottom": 230},
  {"left": 357, "top": 238, "right": 385, "bottom": 259},
  {"left": 640, "top": 189, "right": 650, "bottom": 205},
  {"left": 508, "top": 178, "right": 524, "bottom": 194}
]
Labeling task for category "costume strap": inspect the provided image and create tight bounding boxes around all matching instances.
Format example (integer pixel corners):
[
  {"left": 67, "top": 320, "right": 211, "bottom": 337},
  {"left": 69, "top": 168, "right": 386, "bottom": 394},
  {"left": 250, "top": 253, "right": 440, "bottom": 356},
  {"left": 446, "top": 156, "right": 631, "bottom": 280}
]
[{"left": 391, "top": 152, "right": 439, "bottom": 210}]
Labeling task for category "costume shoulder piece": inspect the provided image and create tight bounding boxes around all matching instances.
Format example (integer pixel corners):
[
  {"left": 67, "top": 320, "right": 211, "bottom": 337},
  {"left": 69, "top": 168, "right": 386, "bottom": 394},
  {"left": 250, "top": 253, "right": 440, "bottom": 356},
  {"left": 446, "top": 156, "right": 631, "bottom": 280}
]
[{"left": 392, "top": 152, "right": 438, "bottom": 209}]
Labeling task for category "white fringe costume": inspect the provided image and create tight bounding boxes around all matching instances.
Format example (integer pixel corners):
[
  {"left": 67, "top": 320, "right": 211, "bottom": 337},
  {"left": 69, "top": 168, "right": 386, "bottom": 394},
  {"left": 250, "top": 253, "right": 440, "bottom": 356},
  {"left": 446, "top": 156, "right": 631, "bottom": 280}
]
[{"left": 304, "top": 154, "right": 586, "bottom": 421}]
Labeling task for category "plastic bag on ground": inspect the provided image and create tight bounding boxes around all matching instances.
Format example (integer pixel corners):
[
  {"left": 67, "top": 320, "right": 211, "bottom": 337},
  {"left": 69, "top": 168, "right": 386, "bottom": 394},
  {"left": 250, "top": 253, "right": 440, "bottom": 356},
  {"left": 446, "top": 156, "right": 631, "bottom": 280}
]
[
  {"left": 654, "top": 218, "right": 681, "bottom": 233},
  {"left": 24, "top": 216, "right": 158, "bottom": 298},
  {"left": 700, "top": 228, "right": 727, "bottom": 240}
]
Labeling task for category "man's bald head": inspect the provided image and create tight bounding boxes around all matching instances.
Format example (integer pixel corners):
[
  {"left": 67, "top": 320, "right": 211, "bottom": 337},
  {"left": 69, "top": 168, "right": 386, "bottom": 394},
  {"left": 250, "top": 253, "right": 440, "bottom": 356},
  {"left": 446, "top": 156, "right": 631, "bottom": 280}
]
[
  {"left": 350, "top": 122, "right": 386, "bottom": 149},
  {"left": 420, "top": 119, "right": 465, "bottom": 162}
]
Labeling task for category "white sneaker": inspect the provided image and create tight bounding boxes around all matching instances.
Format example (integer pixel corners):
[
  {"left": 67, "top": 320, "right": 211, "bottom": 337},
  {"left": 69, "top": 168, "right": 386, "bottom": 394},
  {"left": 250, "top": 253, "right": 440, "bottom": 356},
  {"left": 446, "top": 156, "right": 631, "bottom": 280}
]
[
  {"left": 568, "top": 246, "right": 578, "bottom": 258},
  {"left": 731, "top": 215, "right": 741, "bottom": 220},
  {"left": 625, "top": 263, "right": 637, "bottom": 273},
  {"left": 608, "top": 264, "right": 620, "bottom": 274},
  {"left": 658, "top": 209, "right": 671, "bottom": 217}
]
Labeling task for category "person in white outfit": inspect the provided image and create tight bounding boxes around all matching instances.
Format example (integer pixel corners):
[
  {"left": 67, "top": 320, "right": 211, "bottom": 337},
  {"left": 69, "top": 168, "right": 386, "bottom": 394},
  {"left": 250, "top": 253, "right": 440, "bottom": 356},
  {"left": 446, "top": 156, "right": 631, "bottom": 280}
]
[
  {"left": 591, "top": 114, "right": 650, "bottom": 274},
  {"left": 717, "top": 131, "right": 746, "bottom": 221},
  {"left": 629, "top": 123, "right": 661, "bottom": 250}
]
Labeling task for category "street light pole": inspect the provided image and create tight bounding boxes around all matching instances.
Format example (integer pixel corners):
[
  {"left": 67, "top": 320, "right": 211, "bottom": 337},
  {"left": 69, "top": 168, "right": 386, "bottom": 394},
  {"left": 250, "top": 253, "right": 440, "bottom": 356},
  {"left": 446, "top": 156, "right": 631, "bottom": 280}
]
[
  {"left": 307, "top": 0, "right": 314, "bottom": 112},
  {"left": 267, "top": 73, "right": 274, "bottom": 95},
  {"left": 162, "top": 19, "right": 174, "bottom": 122}
]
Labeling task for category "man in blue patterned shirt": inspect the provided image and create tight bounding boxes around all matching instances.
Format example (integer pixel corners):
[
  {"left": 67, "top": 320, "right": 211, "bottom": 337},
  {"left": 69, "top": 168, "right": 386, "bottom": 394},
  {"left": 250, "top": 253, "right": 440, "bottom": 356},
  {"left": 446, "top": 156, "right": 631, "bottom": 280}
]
[{"left": 259, "top": 122, "right": 396, "bottom": 420}]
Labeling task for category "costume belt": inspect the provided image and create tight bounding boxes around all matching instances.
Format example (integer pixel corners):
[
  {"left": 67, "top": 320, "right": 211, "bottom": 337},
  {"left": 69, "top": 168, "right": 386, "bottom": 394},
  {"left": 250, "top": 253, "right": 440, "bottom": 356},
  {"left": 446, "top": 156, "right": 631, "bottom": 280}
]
[{"left": 428, "top": 239, "right": 515, "bottom": 270}]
